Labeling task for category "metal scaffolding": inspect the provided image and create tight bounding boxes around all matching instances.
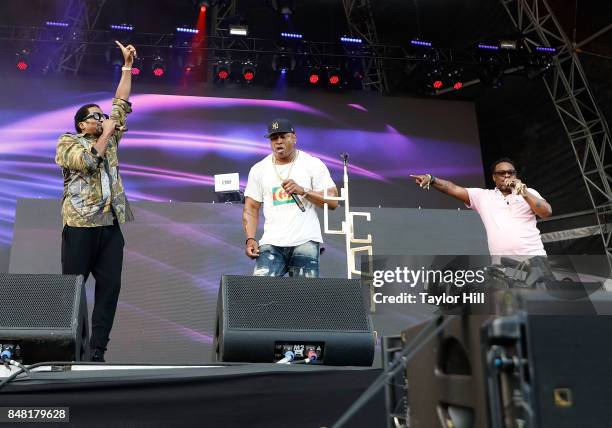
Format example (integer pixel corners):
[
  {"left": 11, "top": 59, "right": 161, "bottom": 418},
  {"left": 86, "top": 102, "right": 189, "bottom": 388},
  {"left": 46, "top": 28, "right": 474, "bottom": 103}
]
[
  {"left": 342, "top": 0, "right": 389, "bottom": 93},
  {"left": 501, "top": 0, "right": 612, "bottom": 258},
  {"left": 0, "top": 25, "right": 408, "bottom": 63},
  {"left": 45, "top": 0, "right": 107, "bottom": 75}
]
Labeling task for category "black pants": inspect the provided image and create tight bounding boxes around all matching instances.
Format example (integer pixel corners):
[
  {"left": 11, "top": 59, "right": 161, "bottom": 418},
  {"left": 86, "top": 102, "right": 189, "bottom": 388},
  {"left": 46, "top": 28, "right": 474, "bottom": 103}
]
[{"left": 61, "top": 222, "right": 124, "bottom": 352}]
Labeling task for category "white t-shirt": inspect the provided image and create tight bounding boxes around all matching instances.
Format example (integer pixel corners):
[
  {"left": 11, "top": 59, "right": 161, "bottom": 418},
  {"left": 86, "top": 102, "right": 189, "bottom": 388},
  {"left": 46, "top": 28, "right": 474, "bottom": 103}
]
[
  {"left": 466, "top": 187, "right": 546, "bottom": 255},
  {"left": 244, "top": 151, "right": 336, "bottom": 247}
]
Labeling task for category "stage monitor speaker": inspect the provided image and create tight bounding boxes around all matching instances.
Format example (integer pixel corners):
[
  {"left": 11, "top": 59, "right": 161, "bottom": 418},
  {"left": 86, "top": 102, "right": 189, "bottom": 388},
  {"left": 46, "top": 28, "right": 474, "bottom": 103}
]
[
  {"left": 214, "top": 275, "right": 375, "bottom": 366},
  {"left": 403, "top": 315, "right": 491, "bottom": 428},
  {"left": 0, "top": 274, "right": 89, "bottom": 364},
  {"left": 403, "top": 292, "right": 612, "bottom": 428}
]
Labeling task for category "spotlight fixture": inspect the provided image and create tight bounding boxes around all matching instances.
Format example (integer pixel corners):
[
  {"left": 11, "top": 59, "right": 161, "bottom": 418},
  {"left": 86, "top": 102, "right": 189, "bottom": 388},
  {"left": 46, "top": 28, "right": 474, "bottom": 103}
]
[
  {"left": 308, "top": 68, "right": 320, "bottom": 85},
  {"left": 176, "top": 27, "right": 199, "bottom": 34},
  {"left": 477, "top": 43, "right": 499, "bottom": 51},
  {"left": 271, "top": 53, "right": 296, "bottom": 74},
  {"left": 110, "top": 24, "right": 134, "bottom": 31},
  {"left": 230, "top": 25, "right": 248, "bottom": 36},
  {"left": 16, "top": 51, "right": 29, "bottom": 71},
  {"left": 130, "top": 57, "right": 142, "bottom": 76},
  {"left": 281, "top": 32, "right": 303, "bottom": 39},
  {"left": 214, "top": 61, "right": 230, "bottom": 82},
  {"left": 151, "top": 56, "right": 165, "bottom": 77},
  {"left": 535, "top": 46, "right": 556, "bottom": 53},
  {"left": 328, "top": 68, "right": 341, "bottom": 86},
  {"left": 242, "top": 61, "right": 256, "bottom": 82},
  {"left": 410, "top": 39, "right": 433, "bottom": 48},
  {"left": 341, "top": 36, "right": 362, "bottom": 44},
  {"left": 499, "top": 40, "right": 517, "bottom": 50},
  {"left": 46, "top": 21, "right": 69, "bottom": 28}
]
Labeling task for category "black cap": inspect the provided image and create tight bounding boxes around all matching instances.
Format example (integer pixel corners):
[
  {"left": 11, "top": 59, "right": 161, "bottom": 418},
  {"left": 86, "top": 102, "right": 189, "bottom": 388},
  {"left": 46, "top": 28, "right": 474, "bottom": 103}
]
[{"left": 265, "top": 118, "right": 295, "bottom": 138}]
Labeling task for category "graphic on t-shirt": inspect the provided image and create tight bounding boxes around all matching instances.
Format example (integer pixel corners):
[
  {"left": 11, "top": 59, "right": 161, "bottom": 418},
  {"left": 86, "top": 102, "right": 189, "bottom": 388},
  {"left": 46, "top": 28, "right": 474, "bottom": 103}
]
[{"left": 272, "top": 186, "right": 295, "bottom": 206}]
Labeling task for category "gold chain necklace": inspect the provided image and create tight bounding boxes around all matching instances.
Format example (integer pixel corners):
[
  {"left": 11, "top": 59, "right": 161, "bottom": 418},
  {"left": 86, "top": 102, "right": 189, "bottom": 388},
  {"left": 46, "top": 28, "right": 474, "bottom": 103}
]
[{"left": 272, "top": 150, "right": 299, "bottom": 184}]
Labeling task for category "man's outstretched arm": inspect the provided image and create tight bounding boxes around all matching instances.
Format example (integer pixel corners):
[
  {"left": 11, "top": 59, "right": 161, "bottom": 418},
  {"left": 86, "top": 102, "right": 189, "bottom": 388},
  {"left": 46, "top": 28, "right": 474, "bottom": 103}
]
[
  {"left": 411, "top": 174, "right": 470, "bottom": 205},
  {"left": 114, "top": 40, "right": 136, "bottom": 101}
]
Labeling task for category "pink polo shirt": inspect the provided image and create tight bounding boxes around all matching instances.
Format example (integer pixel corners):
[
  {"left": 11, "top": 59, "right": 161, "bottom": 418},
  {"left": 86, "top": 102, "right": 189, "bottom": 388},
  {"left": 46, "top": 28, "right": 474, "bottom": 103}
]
[{"left": 466, "top": 188, "right": 546, "bottom": 256}]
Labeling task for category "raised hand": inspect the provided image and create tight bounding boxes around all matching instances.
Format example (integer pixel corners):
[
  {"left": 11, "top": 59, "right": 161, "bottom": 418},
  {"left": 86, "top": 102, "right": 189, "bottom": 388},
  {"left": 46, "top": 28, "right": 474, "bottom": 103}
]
[{"left": 115, "top": 40, "right": 137, "bottom": 67}]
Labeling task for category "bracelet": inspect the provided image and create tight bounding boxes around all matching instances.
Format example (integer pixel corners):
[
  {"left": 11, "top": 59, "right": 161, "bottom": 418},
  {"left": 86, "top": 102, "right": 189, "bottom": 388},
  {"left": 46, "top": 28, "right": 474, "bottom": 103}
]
[
  {"left": 245, "top": 237, "right": 257, "bottom": 245},
  {"left": 121, "top": 66, "right": 132, "bottom": 71}
]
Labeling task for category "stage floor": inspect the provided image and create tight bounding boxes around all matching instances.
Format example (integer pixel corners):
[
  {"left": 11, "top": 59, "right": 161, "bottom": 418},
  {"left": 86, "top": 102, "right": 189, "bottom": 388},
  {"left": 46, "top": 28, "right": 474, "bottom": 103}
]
[{"left": 0, "top": 363, "right": 385, "bottom": 427}]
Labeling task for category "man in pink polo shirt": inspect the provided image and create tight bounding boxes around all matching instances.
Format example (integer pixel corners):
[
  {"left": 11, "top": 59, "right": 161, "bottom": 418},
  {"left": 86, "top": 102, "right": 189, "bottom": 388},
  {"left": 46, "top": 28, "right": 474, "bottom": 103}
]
[{"left": 411, "top": 158, "right": 552, "bottom": 255}]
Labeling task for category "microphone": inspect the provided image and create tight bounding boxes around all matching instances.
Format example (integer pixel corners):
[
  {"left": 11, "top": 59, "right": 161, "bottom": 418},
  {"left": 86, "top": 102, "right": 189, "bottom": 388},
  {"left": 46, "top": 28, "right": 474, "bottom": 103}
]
[{"left": 290, "top": 193, "right": 306, "bottom": 212}]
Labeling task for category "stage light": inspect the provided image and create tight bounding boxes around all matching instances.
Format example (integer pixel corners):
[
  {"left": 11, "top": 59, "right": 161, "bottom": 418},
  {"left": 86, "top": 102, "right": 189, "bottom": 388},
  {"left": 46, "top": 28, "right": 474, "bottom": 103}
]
[
  {"left": 341, "top": 36, "right": 362, "bottom": 44},
  {"left": 308, "top": 69, "right": 320, "bottom": 84},
  {"left": 242, "top": 61, "right": 255, "bottom": 82},
  {"left": 176, "top": 27, "right": 199, "bottom": 34},
  {"left": 281, "top": 32, "right": 302, "bottom": 39},
  {"left": 535, "top": 46, "right": 556, "bottom": 53},
  {"left": 453, "top": 81, "right": 463, "bottom": 90},
  {"left": 46, "top": 21, "right": 69, "bottom": 28},
  {"left": 477, "top": 43, "right": 499, "bottom": 51},
  {"left": 16, "top": 60, "right": 28, "bottom": 71},
  {"left": 130, "top": 56, "right": 142, "bottom": 76},
  {"left": 151, "top": 56, "right": 165, "bottom": 77},
  {"left": 16, "top": 50, "right": 29, "bottom": 71},
  {"left": 410, "top": 39, "right": 432, "bottom": 47},
  {"left": 230, "top": 25, "right": 248, "bottom": 36},
  {"left": 214, "top": 61, "right": 230, "bottom": 82},
  {"left": 499, "top": 40, "right": 517, "bottom": 50},
  {"left": 432, "top": 80, "right": 443, "bottom": 89},
  {"left": 110, "top": 24, "right": 133, "bottom": 31},
  {"left": 272, "top": 52, "right": 296, "bottom": 75},
  {"left": 329, "top": 72, "right": 341, "bottom": 86}
]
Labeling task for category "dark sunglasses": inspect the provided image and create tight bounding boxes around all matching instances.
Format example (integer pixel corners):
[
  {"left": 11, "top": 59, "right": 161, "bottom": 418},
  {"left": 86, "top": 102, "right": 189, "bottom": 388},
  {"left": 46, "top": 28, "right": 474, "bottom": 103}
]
[
  {"left": 83, "top": 112, "right": 109, "bottom": 121},
  {"left": 493, "top": 169, "right": 516, "bottom": 177}
]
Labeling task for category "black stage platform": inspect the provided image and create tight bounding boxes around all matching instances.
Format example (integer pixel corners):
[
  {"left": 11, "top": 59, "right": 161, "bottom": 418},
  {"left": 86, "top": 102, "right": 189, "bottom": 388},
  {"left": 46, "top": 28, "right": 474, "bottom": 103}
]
[{"left": 0, "top": 363, "right": 385, "bottom": 427}]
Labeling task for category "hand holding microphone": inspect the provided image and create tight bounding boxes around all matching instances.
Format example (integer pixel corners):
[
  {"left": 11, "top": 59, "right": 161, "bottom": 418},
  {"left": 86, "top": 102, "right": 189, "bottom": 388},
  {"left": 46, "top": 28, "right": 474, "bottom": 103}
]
[
  {"left": 99, "top": 119, "right": 128, "bottom": 136},
  {"left": 504, "top": 177, "right": 527, "bottom": 196},
  {"left": 282, "top": 179, "right": 306, "bottom": 212}
]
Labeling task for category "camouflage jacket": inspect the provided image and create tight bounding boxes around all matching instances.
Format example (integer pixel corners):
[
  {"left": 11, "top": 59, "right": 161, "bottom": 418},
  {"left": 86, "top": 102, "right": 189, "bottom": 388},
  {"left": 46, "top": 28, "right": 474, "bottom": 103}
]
[{"left": 55, "top": 97, "right": 134, "bottom": 227}]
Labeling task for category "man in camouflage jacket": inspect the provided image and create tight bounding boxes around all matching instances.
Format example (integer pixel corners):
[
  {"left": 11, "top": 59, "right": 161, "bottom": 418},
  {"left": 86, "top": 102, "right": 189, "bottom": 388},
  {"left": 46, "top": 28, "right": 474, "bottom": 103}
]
[{"left": 55, "top": 41, "right": 136, "bottom": 362}]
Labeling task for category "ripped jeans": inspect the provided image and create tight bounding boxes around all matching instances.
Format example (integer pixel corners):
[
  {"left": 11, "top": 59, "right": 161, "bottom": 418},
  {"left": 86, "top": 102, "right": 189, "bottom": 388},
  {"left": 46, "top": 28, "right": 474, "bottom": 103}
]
[{"left": 253, "top": 241, "right": 320, "bottom": 278}]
